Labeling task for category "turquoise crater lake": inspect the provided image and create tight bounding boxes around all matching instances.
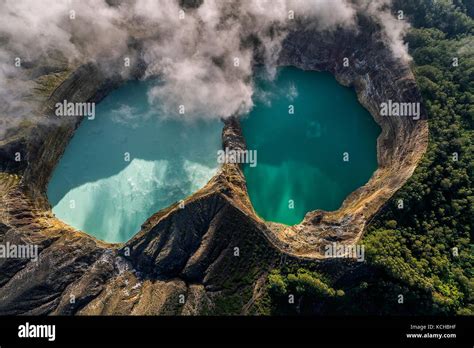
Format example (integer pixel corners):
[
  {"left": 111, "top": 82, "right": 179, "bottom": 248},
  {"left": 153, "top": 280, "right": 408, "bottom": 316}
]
[
  {"left": 242, "top": 67, "right": 381, "bottom": 225},
  {"left": 47, "top": 80, "right": 222, "bottom": 243}
]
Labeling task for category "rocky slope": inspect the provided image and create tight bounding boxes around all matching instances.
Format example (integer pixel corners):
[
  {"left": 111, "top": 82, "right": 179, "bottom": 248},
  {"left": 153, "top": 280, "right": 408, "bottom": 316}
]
[{"left": 0, "top": 17, "right": 428, "bottom": 314}]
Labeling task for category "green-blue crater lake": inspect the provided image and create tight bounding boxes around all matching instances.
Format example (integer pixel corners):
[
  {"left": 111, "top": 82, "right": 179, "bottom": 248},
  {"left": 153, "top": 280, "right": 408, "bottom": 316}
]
[
  {"left": 242, "top": 67, "right": 381, "bottom": 225},
  {"left": 47, "top": 80, "right": 222, "bottom": 243}
]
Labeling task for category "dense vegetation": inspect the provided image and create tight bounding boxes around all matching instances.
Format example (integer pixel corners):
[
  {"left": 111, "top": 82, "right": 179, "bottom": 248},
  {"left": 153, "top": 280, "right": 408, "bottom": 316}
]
[{"left": 262, "top": 0, "right": 473, "bottom": 315}]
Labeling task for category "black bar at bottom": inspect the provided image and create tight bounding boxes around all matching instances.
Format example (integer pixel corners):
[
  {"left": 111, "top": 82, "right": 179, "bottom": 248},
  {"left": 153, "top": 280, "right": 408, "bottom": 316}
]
[{"left": 0, "top": 316, "right": 471, "bottom": 347}]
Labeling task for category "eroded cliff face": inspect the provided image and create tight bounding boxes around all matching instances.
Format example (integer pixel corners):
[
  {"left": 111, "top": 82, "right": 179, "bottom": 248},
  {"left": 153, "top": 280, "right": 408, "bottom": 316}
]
[{"left": 0, "top": 17, "right": 427, "bottom": 314}]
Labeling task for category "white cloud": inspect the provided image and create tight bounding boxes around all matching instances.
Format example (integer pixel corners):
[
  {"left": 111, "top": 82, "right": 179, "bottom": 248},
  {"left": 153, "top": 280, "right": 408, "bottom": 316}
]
[{"left": 0, "top": 0, "right": 409, "bottom": 137}]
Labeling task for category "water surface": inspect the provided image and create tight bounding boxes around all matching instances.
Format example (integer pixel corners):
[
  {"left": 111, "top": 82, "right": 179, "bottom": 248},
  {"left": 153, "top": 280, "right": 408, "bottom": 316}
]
[
  {"left": 242, "top": 67, "right": 381, "bottom": 225},
  {"left": 47, "top": 80, "right": 222, "bottom": 243}
]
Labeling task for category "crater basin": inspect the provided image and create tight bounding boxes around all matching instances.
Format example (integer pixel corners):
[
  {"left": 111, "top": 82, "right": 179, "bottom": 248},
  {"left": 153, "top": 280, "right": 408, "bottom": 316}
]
[
  {"left": 47, "top": 80, "right": 222, "bottom": 243},
  {"left": 241, "top": 67, "right": 381, "bottom": 225}
]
